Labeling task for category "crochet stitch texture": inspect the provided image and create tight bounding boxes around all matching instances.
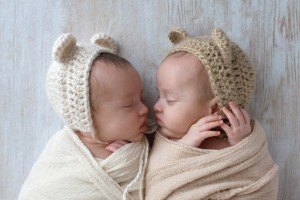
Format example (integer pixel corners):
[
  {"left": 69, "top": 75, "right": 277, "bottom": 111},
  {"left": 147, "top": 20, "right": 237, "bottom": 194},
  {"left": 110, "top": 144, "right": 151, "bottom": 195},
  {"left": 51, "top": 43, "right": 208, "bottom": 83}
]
[
  {"left": 47, "top": 33, "right": 118, "bottom": 138},
  {"left": 167, "top": 28, "right": 256, "bottom": 109}
]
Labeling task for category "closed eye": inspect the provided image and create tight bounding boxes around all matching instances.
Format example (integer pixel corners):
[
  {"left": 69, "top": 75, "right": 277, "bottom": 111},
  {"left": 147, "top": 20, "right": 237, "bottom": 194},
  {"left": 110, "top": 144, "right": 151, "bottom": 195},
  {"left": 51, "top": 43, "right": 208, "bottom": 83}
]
[
  {"left": 166, "top": 100, "right": 176, "bottom": 105},
  {"left": 122, "top": 103, "right": 134, "bottom": 108},
  {"left": 124, "top": 104, "right": 133, "bottom": 108}
]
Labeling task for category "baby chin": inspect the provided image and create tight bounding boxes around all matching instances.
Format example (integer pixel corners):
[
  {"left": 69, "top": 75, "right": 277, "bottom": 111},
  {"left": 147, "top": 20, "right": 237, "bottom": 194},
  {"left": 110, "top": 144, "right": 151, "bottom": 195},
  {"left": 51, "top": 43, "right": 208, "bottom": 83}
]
[
  {"left": 128, "top": 132, "right": 145, "bottom": 142},
  {"left": 158, "top": 126, "right": 184, "bottom": 140}
]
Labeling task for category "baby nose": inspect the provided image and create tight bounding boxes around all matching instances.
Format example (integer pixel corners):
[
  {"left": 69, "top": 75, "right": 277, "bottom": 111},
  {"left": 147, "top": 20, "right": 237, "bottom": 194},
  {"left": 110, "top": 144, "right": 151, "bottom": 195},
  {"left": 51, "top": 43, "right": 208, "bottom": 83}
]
[
  {"left": 154, "top": 101, "right": 161, "bottom": 113},
  {"left": 139, "top": 102, "right": 148, "bottom": 116}
]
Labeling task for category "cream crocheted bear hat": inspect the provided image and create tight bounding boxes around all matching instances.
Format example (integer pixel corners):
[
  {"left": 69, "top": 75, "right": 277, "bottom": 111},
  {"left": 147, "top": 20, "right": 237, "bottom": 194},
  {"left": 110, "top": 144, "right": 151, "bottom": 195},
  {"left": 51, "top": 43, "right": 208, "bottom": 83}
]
[
  {"left": 167, "top": 27, "right": 256, "bottom": 109},
  {"left": 47, "top": 33, "right": 118, "bottom": 138}
]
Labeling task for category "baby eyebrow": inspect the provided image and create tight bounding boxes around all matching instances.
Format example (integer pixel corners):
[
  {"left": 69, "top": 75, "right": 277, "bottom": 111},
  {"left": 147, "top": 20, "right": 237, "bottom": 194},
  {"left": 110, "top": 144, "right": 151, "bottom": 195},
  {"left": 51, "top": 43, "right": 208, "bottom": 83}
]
[
  {"left": 164, "top": 88, "right": 179, "bottom": 95},
  {"left": 121, "top": 90, "right": 143, "bottom": 102},
  {"left": 156, "top": 88, "right": 180, "bottom": 98},
  {"left": 122, "top": 90, "right": 140, "bottom": 99}
]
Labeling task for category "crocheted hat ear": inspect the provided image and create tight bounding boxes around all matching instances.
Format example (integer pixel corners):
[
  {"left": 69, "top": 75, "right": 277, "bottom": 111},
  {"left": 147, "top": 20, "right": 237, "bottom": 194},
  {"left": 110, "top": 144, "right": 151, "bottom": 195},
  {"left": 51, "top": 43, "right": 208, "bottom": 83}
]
[
  {"left": 52, "top": 33, "right": 77, "bottom": 63},
  {"left": 211, "top": 28, "right": 232, "bottom": 64},
  {"left": 168, "top": 27, "right": 189, "bottom": 45},
  {"left": 91, "top": 33, "right": 118, "bottom": 54}
]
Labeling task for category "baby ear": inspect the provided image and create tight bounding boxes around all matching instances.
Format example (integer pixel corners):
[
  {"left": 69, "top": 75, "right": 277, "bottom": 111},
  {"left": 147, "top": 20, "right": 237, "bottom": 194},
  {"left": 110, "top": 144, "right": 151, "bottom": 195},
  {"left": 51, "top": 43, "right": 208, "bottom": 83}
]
[
  {"left": 91, "top": 33, "right": 118, "bottom": 54},
  {"left": 211, "top": 28, "right": 232, "bottom": 64},
  {"left": 209, "top": 97, "right": 220, "bottom": 114},
  {"left": 52, "top": 33, "right": 77, "bottom": 63},
  {"left": 168, "top": 27, "right": 189, "bottom": 45}
]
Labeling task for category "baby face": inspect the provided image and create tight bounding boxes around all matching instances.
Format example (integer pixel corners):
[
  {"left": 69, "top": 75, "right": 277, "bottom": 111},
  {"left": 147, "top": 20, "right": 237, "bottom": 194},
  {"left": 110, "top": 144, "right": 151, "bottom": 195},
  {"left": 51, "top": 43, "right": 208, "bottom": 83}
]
[
  {"left": 91, "top": 61, "right": 148, "bottom": 142},
  {"left": 154, "top": 53, "right": 214, "bottom": 139}
]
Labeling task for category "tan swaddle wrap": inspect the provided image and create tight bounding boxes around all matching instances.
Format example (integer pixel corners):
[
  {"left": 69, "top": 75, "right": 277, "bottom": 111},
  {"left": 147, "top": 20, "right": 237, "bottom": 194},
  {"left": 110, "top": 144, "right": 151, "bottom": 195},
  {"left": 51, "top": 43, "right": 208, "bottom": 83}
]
[
  {"left": 18, "top": 126, "right": 148, "bottom": 200},
  {"left": 145, "top": 120, "right": 278, "bottom": 200}
]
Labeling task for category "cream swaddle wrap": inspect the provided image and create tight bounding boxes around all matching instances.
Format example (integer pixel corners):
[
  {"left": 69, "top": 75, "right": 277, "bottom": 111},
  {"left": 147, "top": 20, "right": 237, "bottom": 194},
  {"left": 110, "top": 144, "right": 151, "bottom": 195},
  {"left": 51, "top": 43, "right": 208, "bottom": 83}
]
[
  {"left": 18, "top": 126, "right": 148, "bottom": 200},
  {"left": 145, "top": 120, "right": 278, "bottom": 200}
]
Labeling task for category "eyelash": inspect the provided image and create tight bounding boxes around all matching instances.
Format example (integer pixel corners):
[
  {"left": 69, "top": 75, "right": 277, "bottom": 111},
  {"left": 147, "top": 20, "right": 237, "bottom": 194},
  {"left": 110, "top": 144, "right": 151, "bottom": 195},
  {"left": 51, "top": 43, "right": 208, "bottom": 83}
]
[
  {"left": 166, "top": 99, "right": 176, "bottom": 105},
  {"left": 156, "top": 94, "right": 176, "bottom": 105},
  {"left": 124, "top": 104, "right": 133, "bottom": 108},
  {"left": 124, "top": 94, "right": 146, "bottom": 109}
]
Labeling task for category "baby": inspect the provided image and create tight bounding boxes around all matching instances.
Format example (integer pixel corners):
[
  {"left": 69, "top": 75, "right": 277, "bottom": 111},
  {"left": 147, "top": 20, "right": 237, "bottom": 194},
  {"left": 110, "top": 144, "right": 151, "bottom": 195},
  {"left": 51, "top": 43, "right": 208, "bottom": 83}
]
[
  {"left": 18, "top": 33, "right": 149, "bottom": 200},
  {"left": 145, "top": 28, "right": 279, "bottom": 199},
  {"left": 154, "top": 51, "right": 251, "bottom": 149}
]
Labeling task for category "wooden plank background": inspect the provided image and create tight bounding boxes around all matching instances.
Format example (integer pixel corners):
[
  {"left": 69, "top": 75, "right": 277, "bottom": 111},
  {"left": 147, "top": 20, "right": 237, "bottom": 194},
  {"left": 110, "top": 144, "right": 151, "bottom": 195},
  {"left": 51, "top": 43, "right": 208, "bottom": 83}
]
[{"left": 1, "top": 0, "right": 299, "bottom": 199}]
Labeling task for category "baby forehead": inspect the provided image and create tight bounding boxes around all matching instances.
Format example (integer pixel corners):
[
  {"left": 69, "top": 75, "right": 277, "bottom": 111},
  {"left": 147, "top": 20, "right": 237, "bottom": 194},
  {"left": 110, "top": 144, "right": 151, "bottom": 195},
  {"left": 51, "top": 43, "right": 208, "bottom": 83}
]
[
  {"left": 90, "top": 63, "right": 140, "bottom": 93},
  {"left": 158, "top": 56, "right": 205, "bottom": 78},
  {"left": 90, "top": 60, "right": 136, "bottom": 80},
  {"left": 92, "top": 58, "right": 131, "bottom": 71},
  {"left": 161, "top": 52, "right": 203, "bottom": 68}
]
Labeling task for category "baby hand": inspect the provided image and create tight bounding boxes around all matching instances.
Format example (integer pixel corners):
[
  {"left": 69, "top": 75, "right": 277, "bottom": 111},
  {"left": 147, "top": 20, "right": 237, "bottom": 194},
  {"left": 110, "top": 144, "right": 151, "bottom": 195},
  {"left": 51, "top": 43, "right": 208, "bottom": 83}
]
[
  {"left": 105, "top": 140, "right": 129, "bottom": 152},
  {"left": 178, "top": 115, "right": 223, "bottom": 147},
  {"left": 221, "top": 102, "right": 252, "bottom": 146}
]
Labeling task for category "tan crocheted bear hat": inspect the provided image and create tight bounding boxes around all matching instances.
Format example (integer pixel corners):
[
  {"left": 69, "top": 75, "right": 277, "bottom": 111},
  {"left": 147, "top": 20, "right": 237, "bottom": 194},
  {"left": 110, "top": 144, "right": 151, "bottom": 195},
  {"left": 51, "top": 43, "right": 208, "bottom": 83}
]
[
  {"left": 167, "top": 27, "right": 256, "bottom": 109},
  {"left": 47, "top": 33, "right": 118, "bottom": 139}
]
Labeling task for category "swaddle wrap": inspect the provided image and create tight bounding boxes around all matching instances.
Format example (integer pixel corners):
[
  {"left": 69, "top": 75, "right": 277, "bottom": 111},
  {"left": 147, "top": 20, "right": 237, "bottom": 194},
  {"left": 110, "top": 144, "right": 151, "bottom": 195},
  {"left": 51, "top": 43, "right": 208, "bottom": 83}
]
[
  {"left": 18, "top": 126, "right": 149, "bottom": 200},
  {"left": 145, "top": 120, "right": 278, "bottom": 200}
]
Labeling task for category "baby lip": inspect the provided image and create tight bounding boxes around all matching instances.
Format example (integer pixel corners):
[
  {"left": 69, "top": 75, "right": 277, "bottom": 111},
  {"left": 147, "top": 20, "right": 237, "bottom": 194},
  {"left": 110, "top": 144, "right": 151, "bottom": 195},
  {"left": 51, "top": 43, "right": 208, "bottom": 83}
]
[
  {"left": 140, "top": 119, "right": 147, "bottom": 128},
  {"left": 155, "top": 115, "right": 161, "bottom": 121},
  {"left": 156, "top": 116, "right": 163, "bottom": 125}
]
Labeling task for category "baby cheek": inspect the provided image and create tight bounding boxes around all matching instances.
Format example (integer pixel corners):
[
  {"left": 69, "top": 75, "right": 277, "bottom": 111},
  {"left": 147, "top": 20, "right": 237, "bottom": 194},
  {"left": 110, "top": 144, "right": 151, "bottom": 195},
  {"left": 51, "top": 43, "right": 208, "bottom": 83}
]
[
  {"left": 166, "top": 111, "right": 184, "bottom": 128},
  {"left": 176, "top": 111, "right": 197, "bottom": 130},
  {"left": 123, "top": 111, "right": 139, "bottom": 124}
]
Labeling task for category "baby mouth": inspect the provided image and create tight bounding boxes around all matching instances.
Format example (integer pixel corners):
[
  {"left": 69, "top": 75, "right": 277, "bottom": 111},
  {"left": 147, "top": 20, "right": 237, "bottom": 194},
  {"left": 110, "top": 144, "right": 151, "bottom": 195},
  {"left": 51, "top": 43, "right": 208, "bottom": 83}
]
[
  {"left": 140, "top": 120, "right": 147, "bottom": 129},
  {"left": 156, "top": 117, "right": 164, "bottom": 126}
]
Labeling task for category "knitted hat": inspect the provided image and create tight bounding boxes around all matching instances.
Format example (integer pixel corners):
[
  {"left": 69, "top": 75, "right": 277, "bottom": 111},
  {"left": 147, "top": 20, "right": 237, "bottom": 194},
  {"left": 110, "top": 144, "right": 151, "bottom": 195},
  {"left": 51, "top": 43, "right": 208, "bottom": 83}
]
[
  {"left": 167, "top": 28, "right": 256, "bottom": 109},
  {"left": 47, "top": 33, "right": 118, "bottom": 138}
]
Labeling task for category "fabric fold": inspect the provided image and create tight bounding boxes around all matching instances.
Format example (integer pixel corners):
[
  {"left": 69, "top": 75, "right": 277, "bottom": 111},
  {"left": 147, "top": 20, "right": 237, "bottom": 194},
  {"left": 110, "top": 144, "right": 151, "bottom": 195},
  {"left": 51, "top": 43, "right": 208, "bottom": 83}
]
[
  {"left": 145, "top": 120, "right": 278, "bottom": 200},
  {"left": 18, "top": 126, "right": 148, "bottom": 200}
]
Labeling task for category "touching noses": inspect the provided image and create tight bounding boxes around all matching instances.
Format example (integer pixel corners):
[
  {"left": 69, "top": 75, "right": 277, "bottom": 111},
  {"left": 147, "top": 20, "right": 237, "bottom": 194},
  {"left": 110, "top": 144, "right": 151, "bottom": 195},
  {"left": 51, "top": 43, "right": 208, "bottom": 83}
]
[
  {"left": 154, "top": 101, "right": 162, "bottom": 113},
  {"left": 138, "top": 102, "right": 148, "bottom": 116}
]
